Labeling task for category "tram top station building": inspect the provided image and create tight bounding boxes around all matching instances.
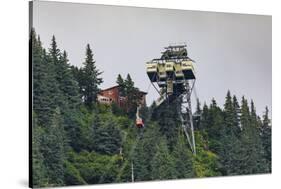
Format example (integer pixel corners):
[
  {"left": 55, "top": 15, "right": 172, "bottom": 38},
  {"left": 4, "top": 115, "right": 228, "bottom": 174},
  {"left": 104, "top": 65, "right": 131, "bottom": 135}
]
[{"left": 97, "top": 85, "right": 147, "bottom": 109}]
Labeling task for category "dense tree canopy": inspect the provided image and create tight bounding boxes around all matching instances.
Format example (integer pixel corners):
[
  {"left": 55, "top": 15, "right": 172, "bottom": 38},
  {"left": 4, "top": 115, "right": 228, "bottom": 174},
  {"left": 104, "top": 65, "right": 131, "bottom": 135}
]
[
  {"left": 115, "top": 74, "right": 143, "bottom": 118},
  {"left": 31, "top": 29, "right": 272, "bottom": 187}
]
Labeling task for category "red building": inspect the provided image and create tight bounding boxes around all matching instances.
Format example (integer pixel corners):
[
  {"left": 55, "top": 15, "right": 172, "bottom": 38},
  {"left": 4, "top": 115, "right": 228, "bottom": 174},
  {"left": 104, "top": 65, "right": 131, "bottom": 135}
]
[{"left": 98, "top": 85, "right": 147, "bottom": 108}]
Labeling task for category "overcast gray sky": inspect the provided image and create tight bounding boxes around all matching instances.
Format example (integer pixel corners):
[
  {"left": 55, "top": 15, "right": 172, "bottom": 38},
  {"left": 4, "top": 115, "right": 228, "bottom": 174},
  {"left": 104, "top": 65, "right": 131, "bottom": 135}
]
[{"left": 33, "top": 1, "right": 272, "bottom": 116}]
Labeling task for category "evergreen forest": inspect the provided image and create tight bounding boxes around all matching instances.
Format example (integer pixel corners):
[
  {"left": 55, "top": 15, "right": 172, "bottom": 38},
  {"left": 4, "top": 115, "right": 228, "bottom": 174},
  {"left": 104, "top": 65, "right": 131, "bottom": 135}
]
[{"left": 31, "top": 29, "right": 272, "bottom": 187}]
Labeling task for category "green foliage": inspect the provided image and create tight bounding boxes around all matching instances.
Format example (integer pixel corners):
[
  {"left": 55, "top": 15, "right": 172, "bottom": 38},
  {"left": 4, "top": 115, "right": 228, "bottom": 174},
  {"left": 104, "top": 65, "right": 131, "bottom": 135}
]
[
  {"left": 32, "top": 30, "right": 60, "bottom": 127},
  {"left": 92, "top": 113, "right": 122, "bottom": 155},
  {"left": 31, "top": 29, "right": 271, "bottom": 187},
  {"left": 131, "top": 122, "right": 160, "bottom": 181},
  {"left": 151, "top": 138, "right": 176, "bottom": 180},
  {"left": 116, "top": 74, "right": 126, "bottom": 96},
  {"left": 41, "top": 108, "right": 66, "bottom": 186},
  {"left": 152, "top": 101, "right": 181, "bottom": 150},
  {"left": 49, "top": 35, "right": 60, "bottom": 63},
  {"left": 261, "top": 107, "right": 272, "bottom": 172},
  {"left": 172, "top": 132, "right": 194, "bottom": 178},
  {"left": 57, "top": 51, "right": 80, "bottom": 108},
  {"left": 132, "top": 139, "right": 150, "bottom": 181},
  {"left": 64, "top": 160, "right": 87, "bottom": 185},
  {"left": 81, "top": 44, "right": 103, "bottom": 108},
  {"left": 193, "top": 131, "right": 221, "bottom": 177},
  {"left": 218, "top": 91, "right": 244, "bottom": 175},
  {"left": 32, "top": 113, "right": 49, "bottom": 187},
  {"left": 71, "top": 65, "right": 84, "bottom": 95},
  {"left": 201, "top": 99, "right": 224, "bottom": 152},
  {"left": 67, "top": 151, "right": 122, "bottom": 184},
  {"left": 116, "top": 159, "right": 132, "bottom": 182},
  {"left": 238, "top": 98, "right": 268, "bottom": 174},
  {"left": 116, "top": 74, "right": 143, "bottom": 118},
  {"left": 111, "top": 102, "right": 126, "bottom": 116},
  {"left": 194, "top": 98, "right": 202, "bottom": 130}
]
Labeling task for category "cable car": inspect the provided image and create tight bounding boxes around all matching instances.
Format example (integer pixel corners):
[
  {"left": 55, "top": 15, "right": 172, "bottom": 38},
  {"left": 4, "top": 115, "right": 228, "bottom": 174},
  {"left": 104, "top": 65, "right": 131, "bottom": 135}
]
[
  {"left": 182, "top": 60, "right": 195, "bottom": 79},
  {"left": 157, "top": 63, "right": 167, "bottom": 81},
  {"left": 174, "top": 62, "right": 184, "bottom": 80},
  {"left": 136, "top": 118, "right": 144, "bottom": 128},
  {"left": 135, "top": 105, "right": 144, "bottom": 128},
  {"left": 146, "top": 62, "right": 158, "bottom": 82}
]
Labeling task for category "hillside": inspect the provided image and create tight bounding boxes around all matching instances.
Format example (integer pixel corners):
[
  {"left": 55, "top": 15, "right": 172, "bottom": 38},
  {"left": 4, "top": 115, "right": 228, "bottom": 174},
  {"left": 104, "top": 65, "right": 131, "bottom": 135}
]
[{"left": 31, "top": 29, "right": 271, "bottom": 187}]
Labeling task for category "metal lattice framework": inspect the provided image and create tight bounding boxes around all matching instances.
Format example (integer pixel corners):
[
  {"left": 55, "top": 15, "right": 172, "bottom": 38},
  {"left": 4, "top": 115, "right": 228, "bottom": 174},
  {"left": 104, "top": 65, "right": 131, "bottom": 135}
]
[
  {"left": 146, "top": 44, "right": 197, "bottom": 155},
  {"left": 177, "top": 80, "right": 196, "bottom": 154}
]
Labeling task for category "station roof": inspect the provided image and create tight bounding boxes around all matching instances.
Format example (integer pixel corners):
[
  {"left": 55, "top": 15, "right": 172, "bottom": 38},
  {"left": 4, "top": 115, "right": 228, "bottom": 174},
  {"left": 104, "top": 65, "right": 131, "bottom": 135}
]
[{"left": 100, "top": 85, "right": 147, "bottom": 95}]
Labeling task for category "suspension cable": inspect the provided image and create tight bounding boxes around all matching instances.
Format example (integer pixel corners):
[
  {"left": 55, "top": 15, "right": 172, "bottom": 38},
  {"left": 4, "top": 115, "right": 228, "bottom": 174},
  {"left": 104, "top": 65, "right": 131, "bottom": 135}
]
[{"left": 193, "top": 84, "right": 199, "bottom": 102}]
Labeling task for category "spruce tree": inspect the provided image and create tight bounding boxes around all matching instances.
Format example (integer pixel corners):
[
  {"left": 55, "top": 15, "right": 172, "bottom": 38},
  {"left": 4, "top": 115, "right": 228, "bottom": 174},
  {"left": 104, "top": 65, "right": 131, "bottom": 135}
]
[
  {"left": 261, "top": 106, "right": 271, "bottom": 172},
  {"left": 124, "top": 74, "right": 134, "bottom": 94},
  {"left": 218, "top": 91, "right": 244, "bottom": 175},
  {"left": 57, "top": 51, "right": 80, "bottom": 108},
  {"left": 239, "top": 97, "right": 267, "bottom": 174},
  {"left": 194, "top": 98, "right": 202, "bottom": 130},
  {"left": 92, "top": 117, "right": 122, "bottom": 155},
  {"left": 32, "top": 30, "right": 60, "bottom": 126},
  {"left": 71, "top": 66, "right": 85, "bottom": 96},
  {"left": 32, "top": 113, "right": 48, "bottom": 187},
  {"left": 81, "top": 44, "right": 103, "bottom": 108},
  {"left": 151, "top": 138, "right": 176, "bottom": 180},
  {"left": 199, "top": 103, "right": 209, "bottom": 131},
  {"left": 49, "top": 35, "right": 60, "bottom": 64},
  {"left": 250, "top": 100, "right": 268, "bottom": 173},
  {"left": 172, "top": 132, "right": 194, "bottom": 178},
  {"left": 124, "top": 74, "right": 142, "bottom": 117},
  {"left": 47, "top": 36, "right": 81, "bottom": 154},
  {"left": 193, "top": 131, "right": 221, "bottom": 177},
  {"left": 205, "top": 98, "right": 224, "bottom": 152},
  {"left": 132, "top": 139, "right": 150, "bottom": 181},
  {"left": 154, "top": 101, "right": 181, "bottom": 150},
  {"left": 41, "top": 108, "right": 66, "bottom": 186},
  {"left": 64, "top": 160, "right": 87, "bottom": 185},
  {"left": 32, "top": 29, "right": 47, "bottom": 124},
  {"left": 116, "top": 74, "right": 125, "bottom": 96},
  {"left": 31, "top": 29, "right": 273, "bottom": 185},
  {"left": 223, "top": 91, "right": 234, "bottom": 129},
  {"left": 47, "top": 35, "right": 66, "bottom": 113},
  {"left": 130, "top": 123, "right": 160, "bottom": 181},
  {"left": 232, "top": 95, "right": 241, "bottom": 135}
]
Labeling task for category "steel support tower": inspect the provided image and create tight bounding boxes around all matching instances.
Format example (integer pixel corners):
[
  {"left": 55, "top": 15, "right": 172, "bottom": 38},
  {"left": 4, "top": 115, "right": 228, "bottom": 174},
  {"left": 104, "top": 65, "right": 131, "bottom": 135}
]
[
  {"left": 147, "top": 44, "right": 197, "bottom": 155},
  {"left": 177, "top": 80, "right": 196, "bottom": 155}
]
